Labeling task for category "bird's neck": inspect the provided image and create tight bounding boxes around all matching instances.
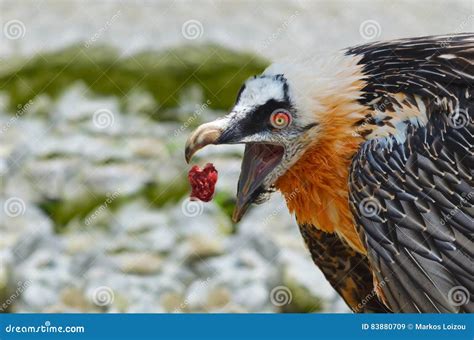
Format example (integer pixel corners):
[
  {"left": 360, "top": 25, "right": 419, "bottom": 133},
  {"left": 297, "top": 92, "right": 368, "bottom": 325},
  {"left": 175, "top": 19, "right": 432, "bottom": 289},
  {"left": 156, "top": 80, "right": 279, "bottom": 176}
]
[
  {"left": 276, "top": 134, "right": 365, "bottom": 254},
  {"left": 275, "top": 60, "right": 370, "bottom": 253}
]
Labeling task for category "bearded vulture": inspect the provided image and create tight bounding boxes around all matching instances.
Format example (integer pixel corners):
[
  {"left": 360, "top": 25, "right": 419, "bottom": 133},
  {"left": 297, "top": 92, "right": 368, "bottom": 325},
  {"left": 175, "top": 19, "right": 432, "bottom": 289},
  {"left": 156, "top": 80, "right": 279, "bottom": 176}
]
[{"left": 185, "top": 34, "right": 473, "bottom": 313}]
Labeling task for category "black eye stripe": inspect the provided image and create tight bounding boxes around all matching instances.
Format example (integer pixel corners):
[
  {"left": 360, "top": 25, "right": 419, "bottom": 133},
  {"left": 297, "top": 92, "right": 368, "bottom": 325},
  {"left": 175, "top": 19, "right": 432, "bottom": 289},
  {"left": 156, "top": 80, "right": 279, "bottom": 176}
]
[{"left": 236, "top": 99, "right": 293, "bottom": 137}]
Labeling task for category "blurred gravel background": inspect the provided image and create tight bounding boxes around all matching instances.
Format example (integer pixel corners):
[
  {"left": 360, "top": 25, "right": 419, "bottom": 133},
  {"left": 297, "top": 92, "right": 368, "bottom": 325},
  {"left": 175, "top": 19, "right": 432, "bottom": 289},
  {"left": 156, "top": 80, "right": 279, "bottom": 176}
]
[{"left": 0, "top": 0, "right": 472, "bottom": 313}]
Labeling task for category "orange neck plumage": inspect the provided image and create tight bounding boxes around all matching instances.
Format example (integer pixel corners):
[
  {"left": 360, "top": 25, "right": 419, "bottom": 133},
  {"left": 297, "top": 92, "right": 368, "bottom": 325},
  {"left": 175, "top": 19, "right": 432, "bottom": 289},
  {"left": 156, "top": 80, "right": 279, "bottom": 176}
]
[
  {"left": 275, "top": 73, "right": 368, "bottom": 254},
  {"left": 276, "top": 133, "right": 365, "bottom": 253}
]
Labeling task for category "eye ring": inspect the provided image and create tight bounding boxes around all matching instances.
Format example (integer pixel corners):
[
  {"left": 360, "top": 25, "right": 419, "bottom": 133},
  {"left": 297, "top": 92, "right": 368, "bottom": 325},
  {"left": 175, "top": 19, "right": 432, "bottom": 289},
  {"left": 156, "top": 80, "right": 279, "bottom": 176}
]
[{"left": 270, "top": 110, "right": 292, "bottom": 129}]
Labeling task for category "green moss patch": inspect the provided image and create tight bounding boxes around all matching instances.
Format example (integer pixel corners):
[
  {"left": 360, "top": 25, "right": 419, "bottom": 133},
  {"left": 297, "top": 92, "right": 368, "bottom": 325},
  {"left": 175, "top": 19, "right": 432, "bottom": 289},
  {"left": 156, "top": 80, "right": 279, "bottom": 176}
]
[{"left": 0, "top": 44, "right": 268, "bottom": 118}]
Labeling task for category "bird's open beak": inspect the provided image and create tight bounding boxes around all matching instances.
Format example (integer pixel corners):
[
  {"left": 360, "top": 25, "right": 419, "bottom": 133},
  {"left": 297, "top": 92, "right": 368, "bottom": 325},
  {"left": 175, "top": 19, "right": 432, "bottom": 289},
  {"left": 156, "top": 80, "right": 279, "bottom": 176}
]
[
  {"left": 232, "top": 143, "right": 284, "bottom": 222},
  {"left": 185, "top": 119, "right": 284, "bottom": 223}
]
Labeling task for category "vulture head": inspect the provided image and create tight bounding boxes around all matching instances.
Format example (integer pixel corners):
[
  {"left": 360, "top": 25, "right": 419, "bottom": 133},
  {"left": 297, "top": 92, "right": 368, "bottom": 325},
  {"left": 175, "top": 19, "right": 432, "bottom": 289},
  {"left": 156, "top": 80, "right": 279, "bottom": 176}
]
[
  {"left": 185, "top": 66, "right": 323, "bottom": 222},
  {"left": 185, "top": 55, "right": 365, "bottom": 237}
]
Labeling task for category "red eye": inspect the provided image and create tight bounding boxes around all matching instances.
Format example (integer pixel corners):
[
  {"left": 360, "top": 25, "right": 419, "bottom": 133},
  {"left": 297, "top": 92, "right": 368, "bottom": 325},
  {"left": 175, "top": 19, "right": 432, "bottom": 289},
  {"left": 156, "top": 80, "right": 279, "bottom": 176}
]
[{"left": 270, "top": 110, "right": 291, "bottom": 129}]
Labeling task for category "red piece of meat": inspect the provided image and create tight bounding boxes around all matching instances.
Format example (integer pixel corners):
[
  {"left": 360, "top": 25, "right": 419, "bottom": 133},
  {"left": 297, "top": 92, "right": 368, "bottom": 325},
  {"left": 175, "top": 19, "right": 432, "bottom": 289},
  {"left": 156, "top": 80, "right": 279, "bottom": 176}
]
[{"left": 188, "top": 163, "right": 218, "bottom": 202}]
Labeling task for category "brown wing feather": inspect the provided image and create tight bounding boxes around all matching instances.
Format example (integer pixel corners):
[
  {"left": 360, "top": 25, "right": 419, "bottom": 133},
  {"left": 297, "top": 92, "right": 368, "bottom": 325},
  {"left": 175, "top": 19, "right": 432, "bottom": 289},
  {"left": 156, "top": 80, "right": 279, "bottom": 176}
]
[
  {"left": 347, "top": 34, "right": 474, "bottom": 313},
  {"left": 298, "top": 223, "right": 389, "bottom": 313}
]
